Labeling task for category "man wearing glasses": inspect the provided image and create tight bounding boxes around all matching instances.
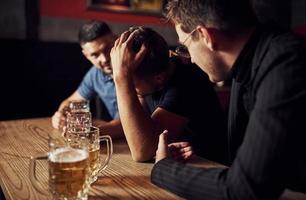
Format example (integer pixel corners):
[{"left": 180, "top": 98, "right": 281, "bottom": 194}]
[
  {"left": 152, "top": 0, "right": 306, "bottom": 199},
  {"left": 110, "top": 27, "right": 228, "bottom": 163}
]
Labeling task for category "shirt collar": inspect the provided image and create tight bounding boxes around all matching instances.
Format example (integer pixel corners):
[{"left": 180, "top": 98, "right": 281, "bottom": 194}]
[
  {"left": 102, "top": 73, "right": 113, "bottom": 83},
  {"left": 97, "top": 67, "right": 113, "bottom": 83}
]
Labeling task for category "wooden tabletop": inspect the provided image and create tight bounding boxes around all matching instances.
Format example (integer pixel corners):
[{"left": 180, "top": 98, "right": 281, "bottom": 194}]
[
  {"left": 1, "top": 118, "right": 305, "bottom": 200},
  {"left": 0, "top": 118, "right": 185, "bottom": 200}
]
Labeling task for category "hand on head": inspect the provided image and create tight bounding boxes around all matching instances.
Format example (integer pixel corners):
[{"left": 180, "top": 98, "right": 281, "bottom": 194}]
[{"left": 110, "top": 29, "right": 147, "bottom": 78}]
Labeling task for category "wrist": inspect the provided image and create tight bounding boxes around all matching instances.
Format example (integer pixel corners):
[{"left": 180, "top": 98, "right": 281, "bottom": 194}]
[{"left": 113, "top": 69, "right": 133, "bottom": 84}]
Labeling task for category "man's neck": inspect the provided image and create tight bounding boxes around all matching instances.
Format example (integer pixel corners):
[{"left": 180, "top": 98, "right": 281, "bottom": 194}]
[
  {"left": 225, "top": 27, "right": 256, "bottom": 72},
  {"left": 218, "top": 27, "right": 255, "bottom": 78}
]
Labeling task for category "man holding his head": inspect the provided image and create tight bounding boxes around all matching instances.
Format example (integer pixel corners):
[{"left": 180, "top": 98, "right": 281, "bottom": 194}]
[
  {"left": 52, "top": 21, "right": 123, "bottom": 138},
  {"left": 151, "top": 0, "right": 306, "bottom": 199},
  {"left": 110, "top": 27, "right": 227, "bottom": 163}
]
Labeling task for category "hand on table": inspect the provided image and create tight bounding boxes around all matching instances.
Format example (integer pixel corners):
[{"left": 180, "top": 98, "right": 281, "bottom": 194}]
[{"left": 155, "top": 130, "right": 194, "bottom": 163}]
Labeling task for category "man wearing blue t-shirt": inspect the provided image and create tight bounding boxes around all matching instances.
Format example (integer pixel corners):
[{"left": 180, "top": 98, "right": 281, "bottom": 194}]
[{"left": 52, "top": 21, "right": 123, "bottom": 138}]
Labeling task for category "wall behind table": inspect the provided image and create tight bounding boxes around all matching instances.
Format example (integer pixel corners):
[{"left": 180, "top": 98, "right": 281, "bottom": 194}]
[
  {"left": 38, "top": 0, "right": 178, "bottom": 45},
  {"left": 0, "top": 39, "right": 91, "bottom": 120}
]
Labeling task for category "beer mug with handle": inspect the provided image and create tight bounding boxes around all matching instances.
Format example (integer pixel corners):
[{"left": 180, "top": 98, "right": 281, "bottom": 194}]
[
  {"left": 66, "top": 126, "right": 113, "bottom": 184},
  {"left": 30, "top": 136, "right": 90, "bottom": 200}
]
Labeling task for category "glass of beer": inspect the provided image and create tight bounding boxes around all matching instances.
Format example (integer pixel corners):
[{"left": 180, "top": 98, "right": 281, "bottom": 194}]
[
  {"left": 30, "top": 137, "right": 90, "bottom": 200},
  {"left": 65, "top": 126, "right": 113, "bottom": 184}
]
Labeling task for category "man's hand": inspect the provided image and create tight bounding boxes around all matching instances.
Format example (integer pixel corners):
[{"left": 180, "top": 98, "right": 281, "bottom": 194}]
[
  {"left": 51, "top": 111, "right": 66, "bottom": 130},
  {"left": 110, "top": 30, "right": 147, "bottom": 80},
  {"left": 168, "top": 141, "right": 193, "bottom": 163},
  {"left": 155, "top": 130, "right": 170, "bottom": 163},
  {"left": 155, "top": 130, "right": 194, "bottom": 163}
]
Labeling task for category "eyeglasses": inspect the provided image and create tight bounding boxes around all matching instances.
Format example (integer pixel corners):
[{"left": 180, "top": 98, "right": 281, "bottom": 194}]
[{"left": 175, "top": 29, "right": 197, "bottom": 58}]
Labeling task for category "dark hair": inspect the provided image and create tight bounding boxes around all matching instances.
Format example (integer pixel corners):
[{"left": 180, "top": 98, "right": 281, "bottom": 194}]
[
  {"left": 78, "top": 21, "right": 112, "bottom": 45},
  {"left": 129, "top": 27, "right": 169, "bottom": 79},
  {"left": 164, "top": 0, "right": 257, "bottom": 34}
]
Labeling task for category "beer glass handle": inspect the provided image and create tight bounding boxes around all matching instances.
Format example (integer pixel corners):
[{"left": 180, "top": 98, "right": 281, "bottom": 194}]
[
  {"left": 29, "top": 153, "right": 49, "bottom": 195},
  {"left": 98, "top": 135, "right": 113, "bottom": 171}
]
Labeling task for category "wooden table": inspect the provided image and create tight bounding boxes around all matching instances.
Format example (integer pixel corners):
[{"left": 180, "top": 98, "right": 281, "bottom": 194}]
[
  {"left": 1, "top": 118, "right": 305, "bottom": 200},
  {"left": 0, "top": 118, "right": 186, "bottom": 200}
]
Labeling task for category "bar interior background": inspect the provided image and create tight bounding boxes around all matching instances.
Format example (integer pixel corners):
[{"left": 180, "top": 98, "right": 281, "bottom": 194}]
[{"left": 0, "top": 0, "right": 306, "bottom": 121}]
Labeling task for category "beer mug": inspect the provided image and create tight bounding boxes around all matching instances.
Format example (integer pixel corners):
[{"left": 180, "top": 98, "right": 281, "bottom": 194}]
[
  {"left": 65, "top": 126, "right": 113, "bottom": 184},
  {"left": 66, "top": 112, "right": 92, "bottom": 133},
  {"left": 69, "top": 100, "right": 90, "bottom": 113},
  {"left": 30, "top": 137, "right": 90, "bottom": 200},
  {"left": 66, "top": 100, "right": 92, "bottom": 133}
]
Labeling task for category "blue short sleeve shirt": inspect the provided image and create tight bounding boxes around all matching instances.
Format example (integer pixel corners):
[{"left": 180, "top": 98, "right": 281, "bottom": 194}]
[{"left": 78, "top": 66, "right": 118, "bottom": 119}]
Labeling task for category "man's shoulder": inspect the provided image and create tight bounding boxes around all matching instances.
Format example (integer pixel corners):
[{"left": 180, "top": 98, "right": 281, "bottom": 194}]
[
  {"left": 258, "top": 25, "right": 306, "bottom": 53},
  {"left": 251, "top": 26, "right": 306, "bottom": 89},
  {"left": 251, "top": 26, "right": 306, "bottom": 71},
  {"left": 172, "top": 61, "right": 212, "bottom": 88},
  {"left": 84, "top": 66, "right": 98, "bottom": 76},
  {"left": 160, "top": 61, "right": 217, "bottom": 103},
  {"left": 87, "top": 66, "right": 101, "bottom": 74}
]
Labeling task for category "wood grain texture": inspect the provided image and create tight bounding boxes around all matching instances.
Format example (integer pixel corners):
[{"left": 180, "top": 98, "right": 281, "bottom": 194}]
[
  {"left": 0, "top": 118, "right": 304, "bottom": 200},
  {"left": 0, "top": 118, "right": 182, "bottom": 200}
]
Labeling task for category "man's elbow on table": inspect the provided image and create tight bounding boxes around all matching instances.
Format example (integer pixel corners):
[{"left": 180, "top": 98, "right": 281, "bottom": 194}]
[{"left": 130, "top": 148, "right": 155, "bottom": 162}]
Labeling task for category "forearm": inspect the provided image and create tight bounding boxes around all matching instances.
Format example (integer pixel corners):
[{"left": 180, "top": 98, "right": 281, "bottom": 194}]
[
  {"left": 152, "top": 158, "right": 264, "bottom": 200},
  {"left": 94, "top": 119, "right": 124, "bottom": 139},
  {"left": 151, "top": 158, "right": 229, "bottom": 200},
  {"left": 115, "top": 75, "right": 159, "bottom": 162},
  {"left": 151, "top": 107, "right": 292, "bottom": 200},
  {"left": 58, "top": 99, "right": 71, "bottom": 111}
]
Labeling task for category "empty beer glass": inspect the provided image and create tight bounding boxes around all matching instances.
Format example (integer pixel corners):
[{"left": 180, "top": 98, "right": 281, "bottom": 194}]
[
  {"left": 65, "top": 126, "right": 113, "bottom": 184},
  {"left": 66, "top": 100, "right": 92, "bottom": 133},
  {"left": 69, "top": 100, "right": 90, "bottom": 113},
  {"left": 30, "top": 137, "right": 90, "bottom": 200}
]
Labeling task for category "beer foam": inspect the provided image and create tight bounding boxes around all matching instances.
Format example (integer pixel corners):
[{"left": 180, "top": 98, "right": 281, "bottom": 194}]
[{"left": 49, "top": 147, "right": 88, "bottom": 163}]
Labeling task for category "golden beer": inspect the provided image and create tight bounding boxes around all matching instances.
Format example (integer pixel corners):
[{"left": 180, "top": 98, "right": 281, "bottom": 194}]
[
  {"left": 49, "top": 147, "right": 89, "bottom": 199},
  {"left": 88, "top": 148, "right": 100, "bottom": 183},
  {"left": 64, "top": 126, "right": 113, "bottom": 184}
]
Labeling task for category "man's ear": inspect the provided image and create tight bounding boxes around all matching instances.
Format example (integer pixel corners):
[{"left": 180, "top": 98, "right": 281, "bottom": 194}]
[{"left": 196, "top": 25, "right": 215, "bottom": 51}]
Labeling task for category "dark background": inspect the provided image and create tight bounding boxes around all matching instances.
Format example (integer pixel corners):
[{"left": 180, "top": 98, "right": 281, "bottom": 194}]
[{"left": 0, "top": 39, "right": 91, "bottom": 120}]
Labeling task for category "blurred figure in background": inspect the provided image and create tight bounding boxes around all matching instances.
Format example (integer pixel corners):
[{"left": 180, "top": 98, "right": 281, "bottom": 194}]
[
  {"left": 52, "top": 21, "right": 123, "bottom": 139},
  {"left": 110, "top": 27, "right": 227, "bottom": 163},
  {"left": 152, "top": 0, "right": 306, "bottom": 199}
]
